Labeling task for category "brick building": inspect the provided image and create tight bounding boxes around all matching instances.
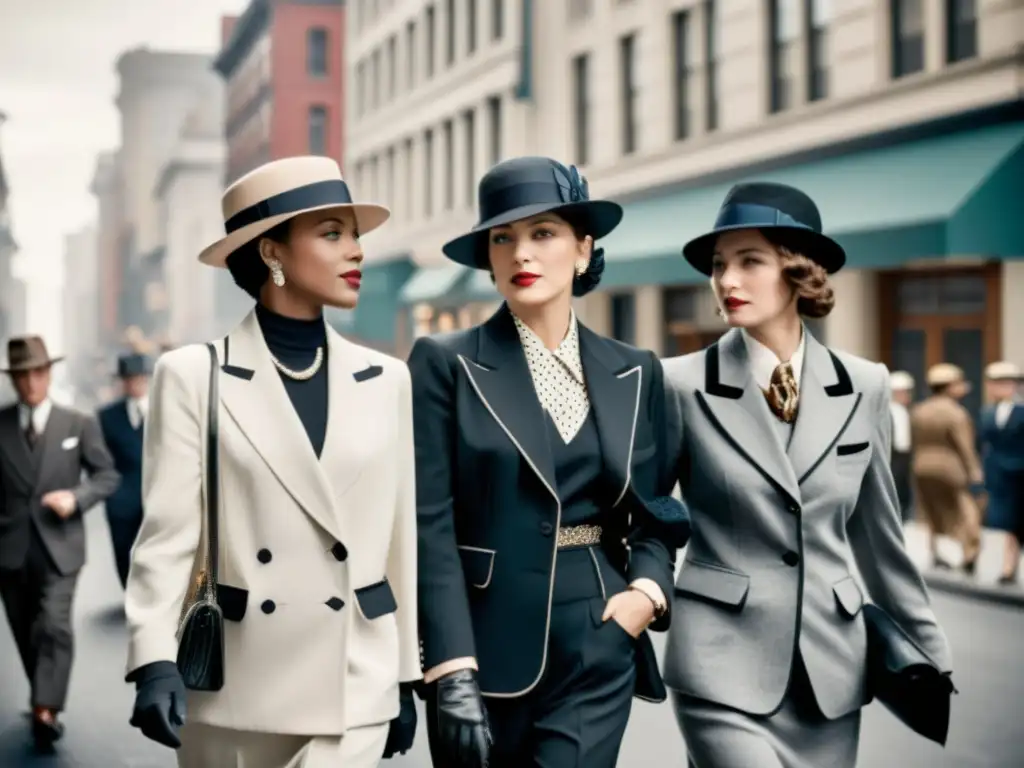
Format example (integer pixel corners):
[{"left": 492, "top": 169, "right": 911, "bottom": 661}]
[{"left": 216, "top": 0, "right": 346, "bottom": 184}]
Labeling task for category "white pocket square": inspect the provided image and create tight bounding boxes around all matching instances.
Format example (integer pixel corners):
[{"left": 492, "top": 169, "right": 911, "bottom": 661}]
[{"left": 61, "top": 437, "right": 79, "bottom": 450}]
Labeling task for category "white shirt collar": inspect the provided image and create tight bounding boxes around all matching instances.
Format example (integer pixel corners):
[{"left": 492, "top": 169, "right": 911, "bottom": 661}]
[
  {"left": 741, "top": 329, "right": 806, "bottom": 392},
  {"left": 127, "top": 396, "right": 148, "bottom": 428},
  {"left": 511, "top": 309, "right": 585, "bottom": 384},
  {"left": 18, "top": 398, "right": 53, "bottom": 434}
]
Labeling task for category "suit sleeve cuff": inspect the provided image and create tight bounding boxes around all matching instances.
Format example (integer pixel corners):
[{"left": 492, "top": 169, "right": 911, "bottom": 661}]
[
  {"left": 629, "top": 578, "right": 667, "bottom": 614},
  {"left": 423, "top": 657, "right": 478, "bottom": 684}
]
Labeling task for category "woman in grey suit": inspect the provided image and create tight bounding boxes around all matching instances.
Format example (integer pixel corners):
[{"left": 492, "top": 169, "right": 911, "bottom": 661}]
[{"left": 660, "top": 182, "right": 953, "bottom": 768}]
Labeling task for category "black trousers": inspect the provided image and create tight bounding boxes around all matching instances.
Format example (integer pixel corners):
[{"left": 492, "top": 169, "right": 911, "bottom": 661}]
[
  {"left": 0, "top": 526, "right": 78, "bottom": 710},
  {"left": 106, "top": 508, "right": 142, "bottom": 588},
  {"left": 891, "top": 450, "right": 913, "bottom": 523},
  {"left": 427, "top": 546, "right": 637, "bottom": 768}
]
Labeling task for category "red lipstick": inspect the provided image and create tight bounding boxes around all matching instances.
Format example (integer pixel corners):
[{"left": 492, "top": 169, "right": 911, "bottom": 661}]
[
  {"left": 511, "top": 271, "right": 540, "bottom": 287},
  {"left": 723, "top": 297, "right": 749, "bottom": 311},
  {"left": 341, "top": 269, "right": 362, "bottom": 289}
]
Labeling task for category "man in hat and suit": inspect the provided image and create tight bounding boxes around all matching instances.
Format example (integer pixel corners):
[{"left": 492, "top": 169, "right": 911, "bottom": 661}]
[
  {"left": 978, "top": 361, "right": 1024, "bottom": 585},
  {"left": 889, "top": 371, "right": 916, "bottom": 522},
  {"left": 910, "top": 363, "right": 984, "bottom": 573},
  {"left": 97, "top": 353, "right": 152, "bottom": 588},
  {"left": 0, "top": 335, "right": 120, "bottom": 750}
]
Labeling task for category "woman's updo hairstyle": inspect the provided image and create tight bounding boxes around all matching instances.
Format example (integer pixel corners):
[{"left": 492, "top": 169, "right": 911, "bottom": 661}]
[{"left": 225, "top": 219, "right": 292, "bottom": 300}]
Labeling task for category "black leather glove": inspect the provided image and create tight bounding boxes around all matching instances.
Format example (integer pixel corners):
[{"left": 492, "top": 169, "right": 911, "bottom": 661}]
[
  {"left": 382, "top": 682, "right": 418, "bottom": 758},
  {"left": 434, "top": 668, "right": 492, "bottom": 768},
  {"left": 128, "top": 660, "right": 187, "bottom": 749}
]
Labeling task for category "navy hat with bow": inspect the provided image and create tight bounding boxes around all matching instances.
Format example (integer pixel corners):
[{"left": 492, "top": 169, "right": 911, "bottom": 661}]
[
  {"left": 117, "top": 353, "right": 153, "bottom": 379},
  {"left": 442, "top": 156, "right": 624, "bottom": 271},
  {"left": 682, "top": 182, "right": 846, "bottom": 275}
]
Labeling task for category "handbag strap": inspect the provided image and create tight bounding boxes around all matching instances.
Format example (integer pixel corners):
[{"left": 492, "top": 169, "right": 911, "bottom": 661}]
[{"left": 202, "top": 342, "right": 221, "bottom": 601}]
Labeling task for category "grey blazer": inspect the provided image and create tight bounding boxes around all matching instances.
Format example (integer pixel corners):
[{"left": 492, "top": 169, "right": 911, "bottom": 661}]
[{"left": 661, "top": 328, "right": 952, "bottom": 720}]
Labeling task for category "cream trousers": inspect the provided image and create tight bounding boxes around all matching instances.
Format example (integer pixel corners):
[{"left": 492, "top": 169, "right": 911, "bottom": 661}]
[{"left": 176, "top": 722, "right": 389, "bottom": 768}]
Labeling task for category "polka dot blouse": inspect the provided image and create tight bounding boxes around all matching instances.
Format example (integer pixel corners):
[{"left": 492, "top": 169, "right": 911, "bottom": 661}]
[{"left": 512, "top": 311, "right": 590, "bottom": 444}]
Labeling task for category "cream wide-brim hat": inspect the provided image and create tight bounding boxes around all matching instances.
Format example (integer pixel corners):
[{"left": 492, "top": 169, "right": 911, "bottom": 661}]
[
  {"left": 985, "top": 361, "right": 1022, "bottom": 381},
  {"left": 198, "top": 156, "right": 390, "bottom": 268},
  {"left": 926, "top": 363, "right": 967, "bottom": 388}
]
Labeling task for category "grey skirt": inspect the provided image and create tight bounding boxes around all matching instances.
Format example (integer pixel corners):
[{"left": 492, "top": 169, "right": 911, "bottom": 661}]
[{"left": 672, "top": 657, "right": 861, "bottom": 768}]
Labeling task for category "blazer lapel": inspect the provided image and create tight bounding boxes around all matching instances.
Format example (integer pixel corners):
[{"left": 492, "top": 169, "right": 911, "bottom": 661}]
[
  {"left": 578, "top": 325, "right": 642, "bottom": 508},
  {"left": 0, "top": 408, "right": 35, "bottom": 492},
  {"left": 695, "top": 328, "right": 801, "bottom": 503},
  {"left": 787, "top": 333, "right": 863, "bottom": 485},
  {"left": 457, "top": 305, "right": 558, "bottom": 498},
  {"left": 34, "top": 406, "right": 72, "bottom": 493},
  {"left": 217, "top": 310, "right": 342, "bottom": 542}
]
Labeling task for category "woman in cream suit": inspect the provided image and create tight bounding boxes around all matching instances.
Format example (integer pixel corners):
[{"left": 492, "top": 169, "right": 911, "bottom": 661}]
[
  {"left": 660, "top": 182, "right": 953, "bottom": 768},
  {"left": 123, "top": 157, "right": 420, "bottom": 767}
]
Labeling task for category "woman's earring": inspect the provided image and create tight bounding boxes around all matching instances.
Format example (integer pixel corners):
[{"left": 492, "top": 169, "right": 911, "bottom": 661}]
[
  {"left": 269, "top": 261, "right": 286, "bottom": 287},
  {"left": 574, "top": 260, "right": 588, "bottom": 276}
]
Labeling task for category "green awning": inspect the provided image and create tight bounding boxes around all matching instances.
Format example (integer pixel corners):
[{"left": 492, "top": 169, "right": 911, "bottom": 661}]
[
  {"left": 350, "top": 256, "right": 416, "bottom": 344},
  {"left": 464, "top": 269, "right": 501, "bottom": 302},
  {"left": 399, "top": 263, "right": 472, "bottom": 305},
  {"left": 599, "top": 121, "right": 1024, "bottom": 287}
]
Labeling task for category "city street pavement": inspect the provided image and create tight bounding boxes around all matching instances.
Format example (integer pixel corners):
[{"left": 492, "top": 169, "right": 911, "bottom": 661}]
[{"left": 2, "top": 512, "right": 1023, "bottom": 766}]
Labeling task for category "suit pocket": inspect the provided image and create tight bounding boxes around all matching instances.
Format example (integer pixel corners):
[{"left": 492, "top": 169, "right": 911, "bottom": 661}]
[
  {"left": 457, "top": 545, "right": 496, "bottom": 589},
  {"left": 837, "top": 442, "right": 869, "bottom": 456},
  {"left": 832, "top": 575, "right": 865, "bottom": 619},
  {"left": 355, "top": 578, "right": 398, "bottom": 620},
  {"left": 632, "top": 442, "right": 657, "bottom": 464},
  {"left": 215, "top": 583, "right": 248, "bottom": 622},
  {"left": 675, "top": 560, "right": 750, "bottom": 610}
]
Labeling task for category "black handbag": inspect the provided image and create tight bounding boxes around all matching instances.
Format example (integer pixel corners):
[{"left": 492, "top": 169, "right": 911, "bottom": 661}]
[
  {"left": 175, "top": 343, "right": 225, "bottom": 691},
  {"left": 863, "top": 603, "right": 956, "bottom": 746}
]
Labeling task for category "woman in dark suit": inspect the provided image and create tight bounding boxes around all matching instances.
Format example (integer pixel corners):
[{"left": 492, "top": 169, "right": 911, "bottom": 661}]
[
  {"left": 409, "top": 156, "right": 684, "bottom": 768},
  {"left": 660, "top": 182, "right": 953, "bottom": 768}
]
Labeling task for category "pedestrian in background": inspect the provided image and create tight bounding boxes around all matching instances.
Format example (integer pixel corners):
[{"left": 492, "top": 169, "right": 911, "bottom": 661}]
[
  {"left": 910, "top": 363, "right": 984, "bottom": 573},
  {"left": 410, "top": 156, "right": 682, "bottom": 768},
  {"left": 889, "top": 370, "right": 915, "bottom": 522},
  {"left": 979, "top": 361, "right": 1024, "bottom": 586},
  {"left": 0, "top": 335, "right": 120, "bottom": 752},
  {"left": 660, "top": 182, "right": 951, "bottom": 768},
  {"left": 97, "top": 352, "right": 152, "bottom": 589},
  {"left": 124, "top": 157, "right": 420, "bottom": 767}
]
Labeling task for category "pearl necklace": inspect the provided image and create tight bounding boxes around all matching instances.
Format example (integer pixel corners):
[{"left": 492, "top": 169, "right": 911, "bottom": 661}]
[{"left": 270, "top": 347, "right": 324, "bottom": 381}]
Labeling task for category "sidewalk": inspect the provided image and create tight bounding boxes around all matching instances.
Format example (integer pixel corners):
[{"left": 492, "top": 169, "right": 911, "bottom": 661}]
[{"left": 903, "top": 521, "right": 1024, "bottom": 608}]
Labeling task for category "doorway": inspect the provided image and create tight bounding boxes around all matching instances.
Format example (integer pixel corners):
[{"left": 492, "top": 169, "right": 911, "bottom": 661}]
[{"left": 878, "top": 264, "right": 1002, "bottom": 420}]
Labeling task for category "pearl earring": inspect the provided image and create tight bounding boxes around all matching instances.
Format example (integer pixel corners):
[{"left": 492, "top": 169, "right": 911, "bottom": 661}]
[
  {"left": 269, "top": 261, "right": 285, "bottom": 287},
  {"left": 574, "top": 261, "right": 587, "bottom": 276}
]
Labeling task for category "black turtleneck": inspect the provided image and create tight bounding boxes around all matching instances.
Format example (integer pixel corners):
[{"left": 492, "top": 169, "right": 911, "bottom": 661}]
[{"left": 255, "top": 303, "right": 329, "bottom": 457}]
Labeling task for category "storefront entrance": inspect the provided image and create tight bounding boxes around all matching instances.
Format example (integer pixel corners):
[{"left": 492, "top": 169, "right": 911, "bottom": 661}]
[{"left": 878, "top": 263, "right": 1002, "bottom": 419}]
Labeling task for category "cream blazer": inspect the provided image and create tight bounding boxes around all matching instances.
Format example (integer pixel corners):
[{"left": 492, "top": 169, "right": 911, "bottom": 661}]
[{"left": 124, "top": 310, "right": 420, "bottom": 736}]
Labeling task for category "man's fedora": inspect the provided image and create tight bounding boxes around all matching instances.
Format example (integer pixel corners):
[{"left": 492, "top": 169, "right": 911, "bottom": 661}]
[
  {"left": 198, "top": 156, "right": 391, "bottom": 268},
  {"left": 2, "top": 336, "right": 63, "bottom": 373},
  {"left": 682, "top": 182, "right": 846, "bottom": 276},
  {"left": 116, "top": 353, "right": 153, "bottom": 379},
  {"left": 442, "top": 156, "right": 623, "bottom": 268}
]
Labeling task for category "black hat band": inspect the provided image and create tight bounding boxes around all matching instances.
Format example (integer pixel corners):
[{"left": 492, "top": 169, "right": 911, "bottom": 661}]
[
  {"left": 224, "top": 179, "right": 354, "bottom": 234},
  {"left": 714, "top": 202, "right": 814, "bottom": 233},
  {"left": 479, "top": 181, "right": 569, "bottom": 223}
]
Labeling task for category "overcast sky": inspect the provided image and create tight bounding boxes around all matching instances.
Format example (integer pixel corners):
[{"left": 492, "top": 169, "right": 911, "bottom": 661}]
[{"left": 0, "top": 0, "right": 249, "bottom": 346}]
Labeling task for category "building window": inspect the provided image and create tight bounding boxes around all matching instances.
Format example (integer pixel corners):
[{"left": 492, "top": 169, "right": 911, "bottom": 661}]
[
  {"left": 891, "top": 0, "right": 925, "bottom": 78},
  {"left": 406, "top": 21, "right": 417, "bottom": 89},
  {"left": 487, "top": 95, "right": 502, "bottom": 164},
  {"left": 572, "top": 53, "right": 590, "bottom": 165},
  {"left": 387, "top": 35, "right": 397, "bottom": 99},
  {"left": 446, "top": 0, "right": 456, "bottom": 66},
  {"left": 426, "top": 5, "right": 436, "bottom": 77},
  {"left": 403, "top": 137, "right": 414, "bottom": 219},
  {"left": 463, "top": 109, "right": 476, "bottom": 206},
  {"left": 769, "top": 0, "right": 799, "bottom": 113},
  {"left": 370, "top": 49, "right": 381, "bottom": 110},
  {"left": 807, "top": 0, "right": 832, "bottom": 101},
  {"left": 307, "top": 27, "right": 328, "bottom": 76},
  {"left": 610, "top": 293, "right": 636, "bottom": 345},
  {"left": 385, "top": 146, "right": 396, "bottom": 208},
  {"left": 308, "top": 105, "right": 327, "bottom": 154},
  {"left": 443, "top": 119, "right": 454, "bottom": 210},
  {"left": 423, "top": 128, "right": 434, "bottom": 217},
  {"left": 946, "top": 0, "right": 977, "bottom": 63},
  {"left": 492, "top": 0, "right": 504, "bottom": 41},
  {"left": 568, "top": 0, "right": 593, "bottom": 22},
  {"left": 468, "top": 0, "right": 478, "bottom": 54},
  {"left": 619, "top": 33, "right": 638, "bottom": 155},
  {"left": 368, "top": 154, "right": 379, "bottom": 201},
  {"left": 671, "top": 9, "right": 692, "bottom": 140},
  {"left": 705, "top": 0, "right": 720, "bottom": 131},
  {"left": 356, "top": 60, "right": 366, "bottom": 115}
]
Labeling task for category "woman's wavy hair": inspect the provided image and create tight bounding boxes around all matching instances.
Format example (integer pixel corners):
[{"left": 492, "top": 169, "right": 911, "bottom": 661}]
[
  {"left": 485, "top": 207, "right": 605, "bottom": 297},
  {"left": 224, "top": 219, "right": 293, "bottom": 300},
  {"left": 761, "top": 230, "right": 835, "bottom": 319}
]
